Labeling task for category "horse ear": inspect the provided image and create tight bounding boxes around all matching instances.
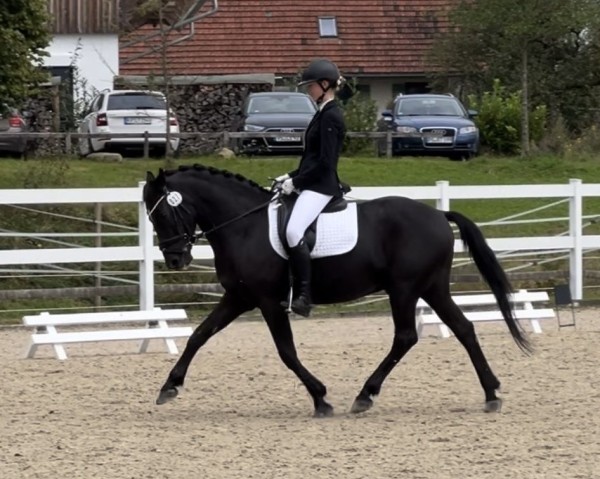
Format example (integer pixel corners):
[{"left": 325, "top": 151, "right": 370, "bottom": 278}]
[{"left": 146, "top": 171, "right": 155, "bottom": 183}]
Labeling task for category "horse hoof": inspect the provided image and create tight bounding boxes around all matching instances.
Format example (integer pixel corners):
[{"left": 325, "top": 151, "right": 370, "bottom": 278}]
[
  {"left": 156, "top": 387, "right": 179, "bottom": 405},
  {"left": 350, "top": 397, "right": 373, "bottom": 414},
  {"left": 313, "top": 403, "right": 334, "bottom": 418},
  {"left": 484, "top": 398, "right": 503, "bottom": 413}
]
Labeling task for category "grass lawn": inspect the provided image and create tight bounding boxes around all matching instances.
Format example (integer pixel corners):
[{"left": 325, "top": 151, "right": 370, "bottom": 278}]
[{"left": 1, "top": 153, "right": 599, "bottom": 189}]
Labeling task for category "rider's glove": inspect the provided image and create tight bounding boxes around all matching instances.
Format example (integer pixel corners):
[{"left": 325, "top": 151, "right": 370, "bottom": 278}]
[
  {"left": 275, "top": 173, "right": 290, "bottom": 183},
  {"left": 281, "top": 178, "right": 295, "bottom": 195}
]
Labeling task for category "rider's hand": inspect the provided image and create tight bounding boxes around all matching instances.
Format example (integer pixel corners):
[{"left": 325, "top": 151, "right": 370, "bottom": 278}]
[
  {"left": 281, "top": 178, "right": 295, "bottom": 195},
  {"left": 275, "top": 173, "right": 290, "bottom": 183}
]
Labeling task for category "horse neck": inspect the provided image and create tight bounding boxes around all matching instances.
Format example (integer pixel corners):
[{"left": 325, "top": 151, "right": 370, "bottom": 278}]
[{"left": 185, "top": 172, "right": 270, "bottom": 233}]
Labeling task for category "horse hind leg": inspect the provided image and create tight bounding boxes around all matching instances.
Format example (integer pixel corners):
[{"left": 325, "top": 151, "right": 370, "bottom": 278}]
[
  {"left": 421, "top": 284, "right": 503, "bottom": 412},
  {"left": 351, "top": 285, "right": 419, "bottom": 414}
]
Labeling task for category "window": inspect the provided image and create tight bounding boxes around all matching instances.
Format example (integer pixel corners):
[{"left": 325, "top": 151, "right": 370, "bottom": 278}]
[
  {"left": 318, "top": 17, "right": 338, "bottom": 37},
  {"left": 247, "top": 94, "right": 315, "bottom": 114},
  {"left": 355, "top": 84, "right": 371, "bottom": 96},
  {"left": 392, "top": 83, "right": 404, "bottom": 99},
  {"left": 107, "top": 93, "right": 166, "bottom": 110},
  {"left": 396, "top": 98, "right": 464, "bottom": 116}
]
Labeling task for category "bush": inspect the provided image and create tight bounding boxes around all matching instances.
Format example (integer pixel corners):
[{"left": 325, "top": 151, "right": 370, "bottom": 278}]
[
  {"left": 565, "top": 125, "right": 600, "bottom": 158},
  {"left": 536, "top": 115, "right": 570, "bottom": 156},
  {"left": 340, "top": 91, "right": 378, "bottom": 156},
  {"left": 468, "top": 79, "right": 546, "bottom": 155}
]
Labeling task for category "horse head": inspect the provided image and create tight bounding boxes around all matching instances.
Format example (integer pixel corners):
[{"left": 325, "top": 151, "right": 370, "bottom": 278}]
[{"left": 143, "top": 169, "right": 196, "bottom": 270}]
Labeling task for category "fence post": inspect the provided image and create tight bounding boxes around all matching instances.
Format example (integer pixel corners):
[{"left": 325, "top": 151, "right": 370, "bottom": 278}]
[
  {"left": 386, "top": 131, "right": 392, "bottom": 157},
  {"left": 223, "top": 131, "right": 230, "bottom": 150},
  {"left": 65, "top": 131, "right": 72, "bottom": 156},
  {"left": 143, "top": 131, "right": 150, "bottom": 159},
  {"left": 94, "top": 203, "right": 102, "bottom": 310},
  {"left": 138, "top": 181, "right": 155, "bottom": 310},
  {"left": 569, "top": 178, "right": 583, "bottom": 301},
  {"left": 436, "top": 181, "right": 450, "bottom": 211}
]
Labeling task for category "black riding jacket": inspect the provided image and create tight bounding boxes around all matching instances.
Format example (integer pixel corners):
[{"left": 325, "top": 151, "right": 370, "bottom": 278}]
[{"left": 289, "top": 100, "right": 346, "bottom": 197}]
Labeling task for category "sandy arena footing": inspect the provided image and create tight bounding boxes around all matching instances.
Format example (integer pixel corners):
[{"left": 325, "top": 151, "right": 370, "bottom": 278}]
[{"left": 1, "top": 311, "right": 599, "bottom": 479}]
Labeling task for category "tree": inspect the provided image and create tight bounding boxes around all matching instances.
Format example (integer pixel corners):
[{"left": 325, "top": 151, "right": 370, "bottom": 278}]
[
  {"left": 428, "top": 0, "right": 600, "bottom": 143},
  {"left": 0, "top": 0, "right": 51, "bottom": 107}
]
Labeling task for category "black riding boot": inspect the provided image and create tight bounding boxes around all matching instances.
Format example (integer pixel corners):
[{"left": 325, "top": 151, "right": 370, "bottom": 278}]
[{"left": 287, "top": 240, "right": 312, "bottom": 317}]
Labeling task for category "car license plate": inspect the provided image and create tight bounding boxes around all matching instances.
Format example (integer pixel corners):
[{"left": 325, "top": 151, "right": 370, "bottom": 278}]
[
  {"left": 274, "top": 135, "right": 301, "bottom": 142},
  {"left": 426, "top": 137, "right": 453, "bottom": 144},
  {"left": 124, "top": 117, "right": 152, "bottom": 125}
]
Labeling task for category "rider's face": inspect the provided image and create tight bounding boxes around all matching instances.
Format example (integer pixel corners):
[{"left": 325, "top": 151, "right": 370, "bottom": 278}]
[{"left": 304, "top": 81, "right": 328, "bottom": 102}]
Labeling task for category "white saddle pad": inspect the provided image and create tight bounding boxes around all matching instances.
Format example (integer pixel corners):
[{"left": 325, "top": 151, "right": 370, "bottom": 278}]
[{"left": 268, "top": 201, "right": 358, "bottom": 259}]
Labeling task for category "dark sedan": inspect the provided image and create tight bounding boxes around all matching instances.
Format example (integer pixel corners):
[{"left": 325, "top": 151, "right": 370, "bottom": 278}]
[
  {"left": 378, "top": 93, "right": 480, "bottom": 160},
  {"left": 237, "top": 92, "right": 316, "bottom": 154}
]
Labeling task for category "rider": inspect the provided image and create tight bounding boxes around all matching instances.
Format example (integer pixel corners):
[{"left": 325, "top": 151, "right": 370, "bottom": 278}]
[{"left": 276, "top": 58, "right": 348, "bottom": 317}]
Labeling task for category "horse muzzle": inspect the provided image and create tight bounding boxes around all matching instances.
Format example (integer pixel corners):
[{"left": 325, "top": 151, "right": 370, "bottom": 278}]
[{"left": 163, "top": 251, "right": 193, "bottom": 270}]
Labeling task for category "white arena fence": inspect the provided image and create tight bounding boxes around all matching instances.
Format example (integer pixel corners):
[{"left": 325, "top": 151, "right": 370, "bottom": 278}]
[{"left": 0, "top": 179, "right": 599, "bottom": 312}]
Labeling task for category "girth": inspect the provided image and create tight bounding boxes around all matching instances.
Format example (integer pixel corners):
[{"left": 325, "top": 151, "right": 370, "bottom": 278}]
[{"left": 277, "top": 194, "right": 347, "bottom": 252}]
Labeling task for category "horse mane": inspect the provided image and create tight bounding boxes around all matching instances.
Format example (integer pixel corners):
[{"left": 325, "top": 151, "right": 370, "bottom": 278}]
[{"left": 165, "top": 164, "right": 269, "bottom": 195}]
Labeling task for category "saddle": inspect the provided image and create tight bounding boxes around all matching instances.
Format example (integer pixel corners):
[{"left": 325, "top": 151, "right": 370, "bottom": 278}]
[{"left": 276, "top": 193, "right": 348, "bottom": 251}]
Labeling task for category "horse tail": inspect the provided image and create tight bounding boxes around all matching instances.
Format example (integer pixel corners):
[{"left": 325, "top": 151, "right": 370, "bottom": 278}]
[{"left": 444, "top": 211, "right": 533, "bottom": 354}]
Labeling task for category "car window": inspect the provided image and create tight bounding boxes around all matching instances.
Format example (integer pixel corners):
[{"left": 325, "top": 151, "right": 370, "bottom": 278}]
[
  {"left": 83, "top": 96, "right": 99, "bottom": 116},
  {"left": 90, "top": 95, "right": 105, "bottom": 112},
  {"left": 397, "top": 98, "right": 465, "bottom": 116},
  {"left": 97, "top": 94, "right": 105, "bottom": 111},
  {"left": 107, "top": 93, "right": 166, "bottom": 110},
  {"left": 247, "top": 95, "right": 315, "bottom": 114}
]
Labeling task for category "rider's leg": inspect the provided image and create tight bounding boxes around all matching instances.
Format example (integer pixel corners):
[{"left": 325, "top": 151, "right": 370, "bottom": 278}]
[{"left": 285, "top": 190, "right": 332, "bottom": 317}]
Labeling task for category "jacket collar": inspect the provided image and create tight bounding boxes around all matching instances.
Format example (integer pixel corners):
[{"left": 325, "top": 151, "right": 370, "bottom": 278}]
[
  {"left": 306, "top": 100, "right": 336, "bottom": 133},
  {"left": 319, "top": 98, "right": 334, "bottom": 111}
]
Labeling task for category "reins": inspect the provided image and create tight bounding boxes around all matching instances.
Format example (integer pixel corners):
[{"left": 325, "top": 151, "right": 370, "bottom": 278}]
[
  {"left": 148, "top": 188, "right": 280, "bottom": 251},
  {"left": 195, "top": 194, "right": 279, "bottom": 240}
]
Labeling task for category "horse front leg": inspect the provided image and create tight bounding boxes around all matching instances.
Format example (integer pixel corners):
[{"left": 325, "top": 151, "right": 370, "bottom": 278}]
[
  {"left": 260, "top": 301, "right": 333, "bottom": 418},
  {"left": 156, "top": 291, "right": 253, "bottom": 405}
]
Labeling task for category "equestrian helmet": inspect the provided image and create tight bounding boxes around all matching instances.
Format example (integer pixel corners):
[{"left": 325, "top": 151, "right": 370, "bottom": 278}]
[{"left": 297, "top": 59, "right": 341, "bottom": 86}]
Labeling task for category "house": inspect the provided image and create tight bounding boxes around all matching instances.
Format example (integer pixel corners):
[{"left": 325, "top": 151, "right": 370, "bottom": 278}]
[
  {"left": 44, "top": 0, "right": 120, "bottom": 98},
  {"left": 119, "top": 0, "right": 456, "bottom": 114}
]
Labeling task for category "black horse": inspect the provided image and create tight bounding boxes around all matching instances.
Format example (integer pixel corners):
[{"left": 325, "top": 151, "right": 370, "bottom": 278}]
[{"left": 143, "top": 164, "right": 531, "bottom": 417}]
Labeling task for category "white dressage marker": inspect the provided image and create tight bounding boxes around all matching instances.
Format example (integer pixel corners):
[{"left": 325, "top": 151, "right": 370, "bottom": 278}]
[
  {"left": 416, "top": 289, "right": 555, "bottom": 338},
  {"left": 23, "top": 308, "right": 192, "bottom": 360}
]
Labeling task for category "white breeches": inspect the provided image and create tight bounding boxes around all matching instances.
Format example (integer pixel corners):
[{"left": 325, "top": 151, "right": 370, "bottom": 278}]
[{"left": 286, "top": 190, "right": 333, "bottom": 247}]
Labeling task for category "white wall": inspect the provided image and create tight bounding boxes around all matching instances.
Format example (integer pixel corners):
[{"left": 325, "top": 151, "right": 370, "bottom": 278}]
[
  {"left": 367, "top": 78, "right": 394, "bottom": 116},
  {"left": 44, "top": 34, "right": 119, "bottom": 98}
]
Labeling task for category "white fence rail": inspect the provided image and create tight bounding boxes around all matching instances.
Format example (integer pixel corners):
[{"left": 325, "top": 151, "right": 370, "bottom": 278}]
[{"left": 1, "top": 179, "right": 599, "bottom": 310}]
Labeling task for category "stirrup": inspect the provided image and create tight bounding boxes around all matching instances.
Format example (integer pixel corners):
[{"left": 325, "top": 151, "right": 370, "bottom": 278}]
[{"left": 281, "top": 286, "right": 294, "bottom": 313}]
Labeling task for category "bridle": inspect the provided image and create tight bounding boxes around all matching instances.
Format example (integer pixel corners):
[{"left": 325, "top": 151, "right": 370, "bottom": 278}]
[
  {"left": 147, "top": 190, "right": 198, "bottom": 254},
  {"left": 147, "top": 187, "right": 281, "bottom": 254}
]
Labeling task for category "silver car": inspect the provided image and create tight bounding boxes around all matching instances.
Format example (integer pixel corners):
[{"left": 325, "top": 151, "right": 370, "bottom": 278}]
[{"left": 0, "top": 105, "right": 28, "bottom": 158}]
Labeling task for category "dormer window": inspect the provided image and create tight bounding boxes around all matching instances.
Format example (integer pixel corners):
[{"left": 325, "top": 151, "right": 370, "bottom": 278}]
[{"left": 318, "top": 17, "right": 338, "bottom": 37}]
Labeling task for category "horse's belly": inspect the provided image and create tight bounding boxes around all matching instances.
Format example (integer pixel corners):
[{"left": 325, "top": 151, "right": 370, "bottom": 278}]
[{"left": 311, "top": 255, "right": 383, "bottom": 304}]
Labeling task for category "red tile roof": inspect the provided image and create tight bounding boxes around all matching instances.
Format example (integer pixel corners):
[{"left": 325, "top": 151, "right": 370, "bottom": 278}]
[{"left": 120, "top": 0, "right": 455, "bottom": 77}]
